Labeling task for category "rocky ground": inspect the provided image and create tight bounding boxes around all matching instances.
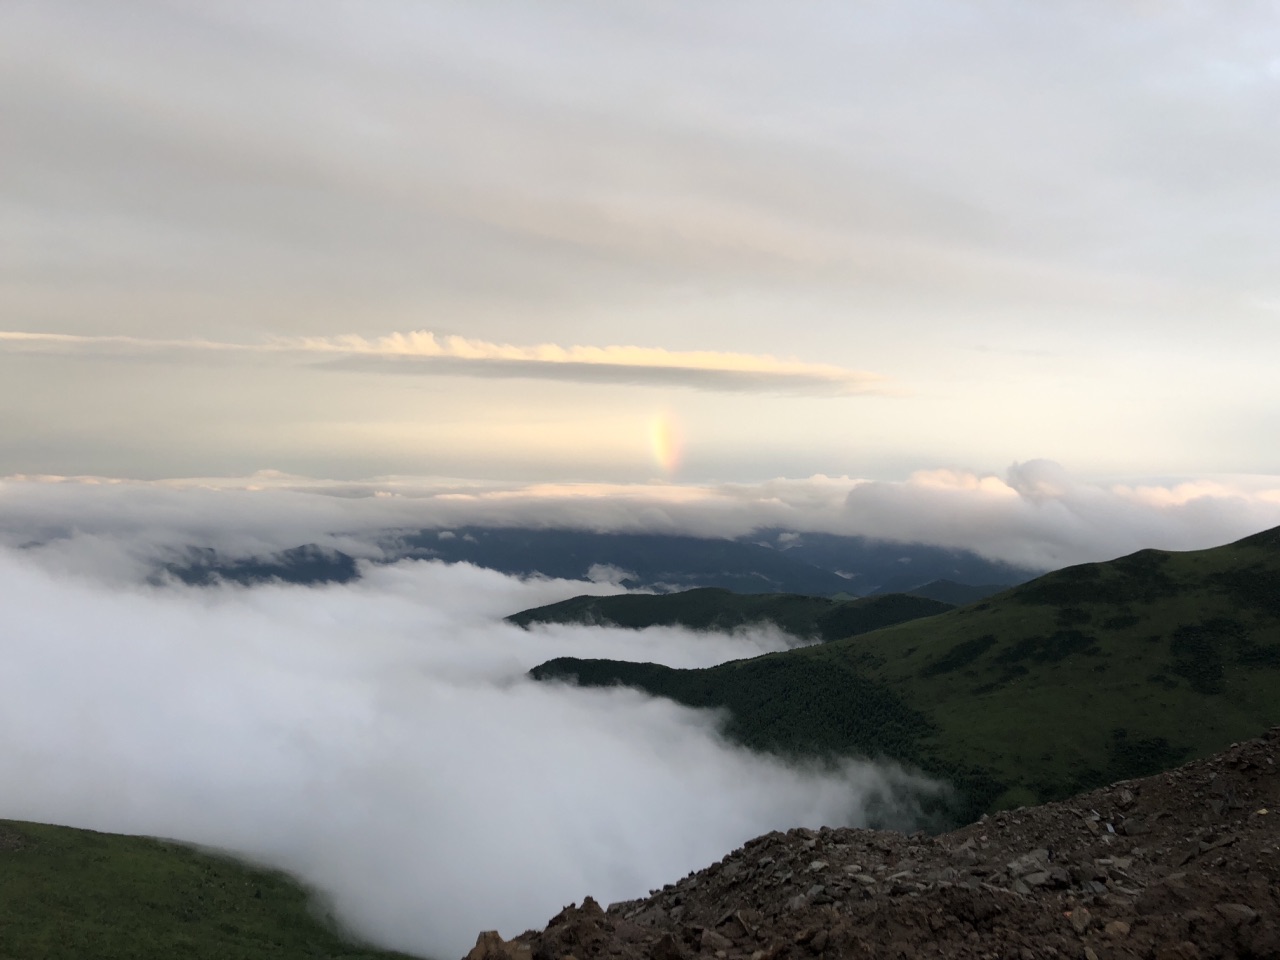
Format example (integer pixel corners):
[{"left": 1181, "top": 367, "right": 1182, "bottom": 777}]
[{"left": 466, "top": 729, "right": 1279, "bottom": 960}]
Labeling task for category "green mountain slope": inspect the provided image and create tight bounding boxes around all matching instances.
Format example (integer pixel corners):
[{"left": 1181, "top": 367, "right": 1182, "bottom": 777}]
[
  {"left": 507, "top": 587, "right": 953, "bottom": 641},
  {"left": 892, "top": 579, "right": 1011, "bottom": 606},
  {"left": 0, "top": 820, "right": 418, "bottom": 960},
  {"left": 531, "top": 527, "right": 1280, "bottom": 820}
]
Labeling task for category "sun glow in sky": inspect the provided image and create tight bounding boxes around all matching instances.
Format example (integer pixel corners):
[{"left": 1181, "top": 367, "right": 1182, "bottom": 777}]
[{"left": 649, "top": 411, "right": 684, "bottom": 476}]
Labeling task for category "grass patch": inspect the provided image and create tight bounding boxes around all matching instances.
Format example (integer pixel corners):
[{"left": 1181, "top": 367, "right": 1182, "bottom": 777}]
[
  {"left": 919, "top": 634, "right": 998, "bottom": 677},
  {"left": 0, "top": 820, "right": 419, "bottom": 960}
]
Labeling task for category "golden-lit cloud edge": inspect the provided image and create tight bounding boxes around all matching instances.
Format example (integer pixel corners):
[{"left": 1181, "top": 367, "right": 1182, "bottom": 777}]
[{"left": 0, "top": 330, "right": 885, "bottom": 396}]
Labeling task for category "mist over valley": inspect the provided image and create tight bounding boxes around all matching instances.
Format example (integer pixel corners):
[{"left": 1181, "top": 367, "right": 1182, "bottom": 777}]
[{"left": 4, "top": 475, "right": 1280, "bottom": 955}]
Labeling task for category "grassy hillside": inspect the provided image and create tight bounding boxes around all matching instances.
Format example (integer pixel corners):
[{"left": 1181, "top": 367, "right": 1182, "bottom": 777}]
[
  {"left": 891, "top": 579, "right": 1011, "bottom": 606},
  {"left": 508, "top": 587, "right": 952, "bottom": 641},
  {"left": 531, "top": 526, "right": 1280, "bottom": 820},
  {"left": 0, "top": 820, "right": 418, "bottom": 960}
]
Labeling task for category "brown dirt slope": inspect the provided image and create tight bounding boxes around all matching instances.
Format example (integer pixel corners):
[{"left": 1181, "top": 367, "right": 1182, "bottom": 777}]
[{"left": 467, "top": 729, "right": 1280, "bottom": 960}]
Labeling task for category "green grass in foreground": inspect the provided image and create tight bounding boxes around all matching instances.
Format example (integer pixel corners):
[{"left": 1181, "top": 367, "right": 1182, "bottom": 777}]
[
  {"left": 531, "top": 526, "right": 1280, "bottom": 821},
  {"left": 0, "top": 820, "right": 421, "bottom": 960}
]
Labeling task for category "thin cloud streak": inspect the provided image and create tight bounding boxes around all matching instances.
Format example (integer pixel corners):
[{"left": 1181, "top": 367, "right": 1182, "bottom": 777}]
[{"left": 0, "top": 329, "right": 885, "bottom": 396}]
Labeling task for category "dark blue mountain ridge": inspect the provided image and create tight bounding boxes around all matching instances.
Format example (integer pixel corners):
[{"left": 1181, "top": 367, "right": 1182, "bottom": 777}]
[{"left": 153, "top": 527, "right": 1042, "bottom": 595}]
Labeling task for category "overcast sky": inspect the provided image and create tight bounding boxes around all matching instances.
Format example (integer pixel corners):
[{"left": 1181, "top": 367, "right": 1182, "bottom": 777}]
[
  {"left": 4, "top": 10, "right": 1280, "bottom": 949},
  {"left": 3, "top": 0, "right": 1279, "bottom": 483}
]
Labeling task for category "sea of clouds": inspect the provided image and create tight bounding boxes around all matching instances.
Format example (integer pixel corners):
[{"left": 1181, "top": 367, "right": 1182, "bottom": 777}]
[
  {"left": 3, "top": 466, "right": 1279, "bottom": 956},
  {"left": 0, "top": 526, "right": 934, "bottom": 958}
]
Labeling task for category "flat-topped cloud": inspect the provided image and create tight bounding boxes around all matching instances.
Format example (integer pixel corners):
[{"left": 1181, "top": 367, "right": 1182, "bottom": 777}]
[{"left": 0, "top": 329, "right": 884, "bottom": 396}]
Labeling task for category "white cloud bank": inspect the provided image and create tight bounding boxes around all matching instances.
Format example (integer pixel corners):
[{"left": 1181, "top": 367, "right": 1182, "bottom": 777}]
[
  {"left": 0, "top": 550, "right": 935, "bottom": 958},
  {"left": 837, "top": 461, "right": 1280, "bottom": 569},
  {"left": 4, "top": 462, "right": 1280, "bottom": 576}
]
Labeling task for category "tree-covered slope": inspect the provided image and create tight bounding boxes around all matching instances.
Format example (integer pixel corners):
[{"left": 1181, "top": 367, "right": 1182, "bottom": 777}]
[
  {"left": 508, "top": 588, "right": 953, "bottom": 641},
  {"left": 0, "top": 820, "right": 419, "bottom": 960},
  {"left": 531, "top": 527, "right": 1280, "bottom": 819}
]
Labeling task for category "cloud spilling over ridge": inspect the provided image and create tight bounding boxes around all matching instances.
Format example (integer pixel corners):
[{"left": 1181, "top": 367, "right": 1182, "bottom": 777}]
[
  {"left": 0, "top": 330, "right": 883, "bottom": 396},
  {"left": 838, "top": 461, "right": 1280, "bottom": 569},
  {"left": 4, "top": 463, "right": 1280, "bottom": 575},
  {"left": 0, "top": 551, "right": 934, "bottom": 958}
]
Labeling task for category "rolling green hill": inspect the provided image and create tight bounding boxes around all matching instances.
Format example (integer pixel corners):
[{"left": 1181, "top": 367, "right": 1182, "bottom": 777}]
[
  {"left": 531, "top": 526, "right": 1280, "bottom": 820},
  {"left": 0, "top": 820, "right": 418, "bottom": 960},
  {"left": 891, "top": 579, "right": 1011, "bottom": 606},
  {"left": 508, "top": 587, "right": 953, "bottom": 641}
]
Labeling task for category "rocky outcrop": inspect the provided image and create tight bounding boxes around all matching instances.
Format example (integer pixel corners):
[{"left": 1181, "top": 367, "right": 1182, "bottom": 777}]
[{"left": 467, "top": 729, "right": 1280, "bottom": 960}]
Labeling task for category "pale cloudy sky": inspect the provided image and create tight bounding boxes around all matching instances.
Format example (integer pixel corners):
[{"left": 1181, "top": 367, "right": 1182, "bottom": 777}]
[{"left": 3, "top": 0, "right": 1279, "bottom": 483}]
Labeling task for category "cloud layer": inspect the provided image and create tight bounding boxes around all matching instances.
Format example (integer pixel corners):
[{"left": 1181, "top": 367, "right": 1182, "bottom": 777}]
[
  {"left": 0, "top": 550, "right": 936, "bottom": 957},
  {"left": 3, "top": 467, "right": 1278, "bottom": 954},
  {"left": 5, "top": 463, "right": 1280, "bottom": 576}
]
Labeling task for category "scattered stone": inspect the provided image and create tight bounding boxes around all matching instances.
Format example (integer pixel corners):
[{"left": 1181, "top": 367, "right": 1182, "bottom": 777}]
[
  {"left": 649, "top": 933, "right": 684, "bottom": 960},
  {"left": 700, "top": 928, "right": 733, "bottom": 952},
  {"left": 1120, "top": 816, "right": 1150, "bottom": 836},
  {"left": 466, "top": 932, "right": 532, "bottom": 960},
  {"left": 1213, "top": 903, "right": 1258, "bottom": 925}
]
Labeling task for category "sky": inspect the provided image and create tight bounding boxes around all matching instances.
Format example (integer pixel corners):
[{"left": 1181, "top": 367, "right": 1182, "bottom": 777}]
[
  {"left": 3, "top": 9, "right": 1280, "bottom": 952},
  {"left": 3, "top": 0, "right": 1280, "bottom": 484}
]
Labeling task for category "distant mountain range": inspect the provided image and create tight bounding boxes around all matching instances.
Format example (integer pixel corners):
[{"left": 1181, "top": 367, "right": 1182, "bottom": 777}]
[
  {"left": 159, "top": 527, "right": 1038, "bottom": 597},
  {"left": 161, "top": 544, "right": 360, "bottom": 587},
  {"left": 525, "top": 525, "right": 1280, "bottom": 821}
]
